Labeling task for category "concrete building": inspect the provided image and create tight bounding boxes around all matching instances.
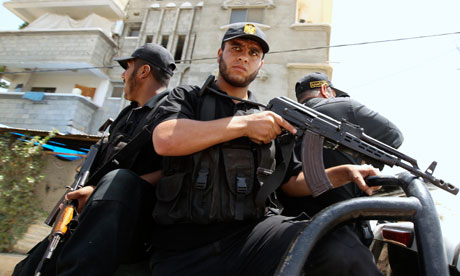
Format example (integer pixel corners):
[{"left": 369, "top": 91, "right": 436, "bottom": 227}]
[{"left": 0, "top": 0, "right": 333, "bottom": 135}]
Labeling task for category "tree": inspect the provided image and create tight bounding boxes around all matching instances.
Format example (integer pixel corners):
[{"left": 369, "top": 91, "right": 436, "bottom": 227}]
[{"left": 0, "top": 132, "right": 54, "bottom": 251}]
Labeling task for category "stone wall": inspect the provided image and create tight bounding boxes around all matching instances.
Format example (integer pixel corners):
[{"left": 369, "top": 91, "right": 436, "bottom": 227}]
[
  {"left": 0, "top": 29, "right": 116, "bottom": 68},
  {"left": 110, "top": 1, "right": 332, "bottom": 104},
  {"left": 34, "top": 154, "right": 80, "bottom": 213},
  {"left": 0, "top": 92, "right": 98, "bottom": 134},
  {"left": 0, "top": 0, "right": 334, "bottom": 135},
  {"left": 89, "top": 97, "right": 123, "bottom": 134}
]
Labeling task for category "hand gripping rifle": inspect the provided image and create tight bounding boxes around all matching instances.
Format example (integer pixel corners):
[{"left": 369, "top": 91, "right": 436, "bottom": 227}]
[
  {"left": 267, "top": 96, "right": 458, "bottom": 196},
  {"left": 34, "top": 119, "right": 112, "bottom": 276}
]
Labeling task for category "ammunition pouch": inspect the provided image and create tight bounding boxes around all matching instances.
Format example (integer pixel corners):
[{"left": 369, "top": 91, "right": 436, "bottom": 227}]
[{"left": 153, "top": 139, "right": 269, "bottom": 225}]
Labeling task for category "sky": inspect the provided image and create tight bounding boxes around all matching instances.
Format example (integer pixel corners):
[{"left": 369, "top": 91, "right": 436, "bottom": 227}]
[
  {"left": 0, "top": 0, "right": 459, "bottom": 195},
  {"left": 0, "top": 0, "right": 22, "bottom": 31},
  {"left": 329, "top": 0, "right": 460, "bottom": 195}
]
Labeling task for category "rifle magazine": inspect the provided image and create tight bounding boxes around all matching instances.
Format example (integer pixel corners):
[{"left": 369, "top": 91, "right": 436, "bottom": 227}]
[{"left": 301, "top": 130, "right": 333, "bottom": 197}]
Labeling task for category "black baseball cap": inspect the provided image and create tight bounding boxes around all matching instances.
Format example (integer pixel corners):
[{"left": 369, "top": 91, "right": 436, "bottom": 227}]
[
  {"left": 295, "top": 72, "right": 349, "bottom": 99},
  {"left": 222, "top": 23, "right": 270, "bottom": 54},
  {"left": 114, "top": 43, "right": 176, "bottom": 76}
]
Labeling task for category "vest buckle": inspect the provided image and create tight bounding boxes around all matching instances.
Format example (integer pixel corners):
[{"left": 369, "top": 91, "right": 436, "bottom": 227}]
[
  {"left": 195, "top": 168, "right": 208, "bottom": 189},
  {"left": 236, "top": 176, "right": 248, "bottom": 193}
]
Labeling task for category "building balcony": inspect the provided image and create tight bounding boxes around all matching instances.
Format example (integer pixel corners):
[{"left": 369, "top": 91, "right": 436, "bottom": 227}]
[
  {"left": 0, "top": 28, "right": 116, "bottom": 77},
  {"left": 3, "top": 0, "right": 128, "bottom": 22},
  {"left": 0, "top": 92, "right": 99, "bottom": 134}
]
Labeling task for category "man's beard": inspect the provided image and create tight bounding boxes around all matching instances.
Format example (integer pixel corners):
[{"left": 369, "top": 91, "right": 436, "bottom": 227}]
[
  {"left": 219, "top": 58, "right": 259, "bottom": 88},
  {"left": 124, "top": 69, "right": 138, "bottom": 101}
]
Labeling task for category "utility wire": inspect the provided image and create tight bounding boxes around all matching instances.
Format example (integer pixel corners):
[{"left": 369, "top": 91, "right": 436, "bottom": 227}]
[
  {"left": 269, "top": 31, "right": 460, "bottom": 54},
  {"left": 1, "top": 66, "right": 117, "bottom": 75},
  {"left": 2, "top": 31, "right": 460, "bottom": 75}
]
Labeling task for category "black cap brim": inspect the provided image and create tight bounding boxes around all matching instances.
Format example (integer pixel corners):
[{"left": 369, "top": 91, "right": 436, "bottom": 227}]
[
  {"left": 113, "top": 57, "right": 133, "bottom": 70},
  {"left": 223, "top": 34, "right": 270, "bottom": 54}
]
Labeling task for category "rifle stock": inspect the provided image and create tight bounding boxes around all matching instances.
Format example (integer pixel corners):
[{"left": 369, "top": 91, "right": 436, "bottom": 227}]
[{"left": 267, "top": 96, "right": 458, "bottom": 196}]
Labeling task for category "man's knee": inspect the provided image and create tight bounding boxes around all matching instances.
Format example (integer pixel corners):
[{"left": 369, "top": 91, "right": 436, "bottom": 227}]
[
  {"left": 91, "top": 169, "right": 150, "bottom": 203},
  {"left": 306, "top": 227, "right": 380, "bottom": 275}
]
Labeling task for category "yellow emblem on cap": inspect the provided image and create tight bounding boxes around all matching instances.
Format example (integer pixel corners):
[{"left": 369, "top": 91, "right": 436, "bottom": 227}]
[
  {"left": 310, "top": 80, "right": 329, "bottom": 89},
  {"left": 244, "top": 24, "right": 256, "bottom": 35}
]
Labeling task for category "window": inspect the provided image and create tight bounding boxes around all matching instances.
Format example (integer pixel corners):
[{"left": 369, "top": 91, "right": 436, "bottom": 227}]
[
  {"left": 14, "top": 84, "right": 23, "bottom": 92},
  {"left": 111, "top": 83, "right": 124, "bottom": 98},
  {"left": 230, "top": 8, "right": 264, "bottom": 24},
  {"left": 127, "top": 25, "right": 141, "bottom": 37},
  {"left": 174, "top": 35, "right": 186, "bottom": 62},
  {"left": 31, "top": 87, "right": 56, "bottom": 93},
  {"left": 146, "top": 35, "right": 154, "bottom": 43},
  {"left": 161, "top": 35, "right": 169, "bottom": 48},
  {"left": 74, "top": 84, "right": 96, "bottom": 99}
]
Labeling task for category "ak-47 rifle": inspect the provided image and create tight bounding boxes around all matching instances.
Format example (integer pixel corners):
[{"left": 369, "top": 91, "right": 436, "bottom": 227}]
[
  {"left": 34, "top": 119, "right": 113, "bottom": 276},
  {"left": 267, "top": 96, "right": 458, "bottom": 196},
  {"left": 198, "top": 75, "right": 457, "bottom": 197}
]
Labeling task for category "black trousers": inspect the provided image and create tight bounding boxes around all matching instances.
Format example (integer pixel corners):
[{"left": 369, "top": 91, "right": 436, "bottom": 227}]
[
  {"left": 13, "top": 169, "right": 155, "bottom": 276},
  {"left": 150, "top": 215, "right": 382, "bottom": 276},
  {"left": 305, "top": 225, "right": 382, "bottom": 276},
  {"left": 151, "top": 215, "right": 306, "bottom": 276}
]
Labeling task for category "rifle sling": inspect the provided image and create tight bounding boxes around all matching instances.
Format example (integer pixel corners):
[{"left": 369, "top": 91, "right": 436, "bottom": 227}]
[
  {"left": 255, "top": 135, "right": 295, "bottom": 208},
  {"left": 86, "top": 91, "right": 169, "bottom": 186}
]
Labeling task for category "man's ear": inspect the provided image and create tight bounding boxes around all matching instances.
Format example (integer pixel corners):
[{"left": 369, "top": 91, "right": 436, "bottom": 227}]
[
  {"left": 319, "top": 84, "right": 330, "bottom": 98},
  {"left": 139, "top": 64, "right": 151, "bottom": 79},
  {"left": 217, "top": 48, "right": 222, "bottom": 63}
]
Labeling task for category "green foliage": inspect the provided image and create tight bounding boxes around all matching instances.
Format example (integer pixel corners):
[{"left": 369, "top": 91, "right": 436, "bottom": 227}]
[
  {"left": 0, "top": 132, "right": 54, "bottom": 252},
  {"left": 0, "top": 66, "right": 8, "bottom": 89},
  {"left": 19, "top": 22, "right": 29, "bottom": 30}
]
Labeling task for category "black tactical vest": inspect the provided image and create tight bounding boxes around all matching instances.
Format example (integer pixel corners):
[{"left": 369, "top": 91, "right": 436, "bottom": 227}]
[
  {"left": 88, "top": 91, "right": 169, "bottom": 186},
  {"left": 153, "top": 89, "right": 276, "bottom": 225},
  {"left": 153, "top": 137, "right": 269, "bottom": 225}
]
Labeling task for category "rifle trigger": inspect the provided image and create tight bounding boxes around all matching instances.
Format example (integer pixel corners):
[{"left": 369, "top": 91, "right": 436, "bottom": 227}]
[
  {"left": 294, "top": 128, "right": 303, "bottom": 139},
  {"left": 425, "top": 161, "right": 437, "bottom": 176}
]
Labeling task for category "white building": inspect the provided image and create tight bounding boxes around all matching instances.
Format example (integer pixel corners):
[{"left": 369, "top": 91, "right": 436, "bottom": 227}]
[{"left": 0, "top": 0, "right": 333, "bottom": 134}]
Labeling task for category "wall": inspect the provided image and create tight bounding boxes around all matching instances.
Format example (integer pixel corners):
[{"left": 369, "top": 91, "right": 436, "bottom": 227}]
[
  {"left": 34, "top": 154, "right": 80, "bottom": 213},
  {"left": 89, "top": 97, "right": 123, "bottom": 134},
  {"left": 0, "top": 92, "right": 98, "bottom": 134},
  {"left": 138, "top": 0, "right": 333, "bottom": 104},
  {"left": 0, "top": 29, "right": 116, "bottom": 69},
  {"left": 1, "top": 0, "right": 334, "bottom": 135},
  {"left": 8, "top": 73, "right": 104, "bottom": 94}
]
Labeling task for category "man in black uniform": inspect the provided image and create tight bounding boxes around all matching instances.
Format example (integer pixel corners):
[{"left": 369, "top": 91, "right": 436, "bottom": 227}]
[
  {"left": 150, "top": 23, "right": 382, "bottom": 275},
  {"left": 282, "top": 72, "right": 403, "bottom": 225},
  {"left": 13, "top": 43, "right": 175, "bottom": 276},
  {"left": 279, "top": 72, "right": 403, "bottom": 275}
]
